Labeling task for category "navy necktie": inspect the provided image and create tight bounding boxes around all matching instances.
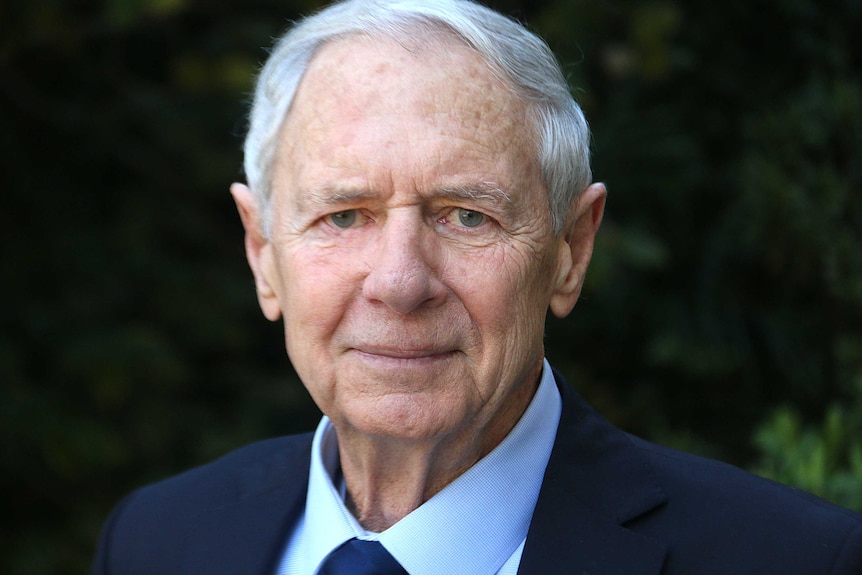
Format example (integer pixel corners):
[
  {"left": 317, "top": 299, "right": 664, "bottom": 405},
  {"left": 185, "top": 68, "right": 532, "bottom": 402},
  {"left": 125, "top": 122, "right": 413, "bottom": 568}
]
[{"left": 319, "top": 538, "right": 408, "bottom": 575}]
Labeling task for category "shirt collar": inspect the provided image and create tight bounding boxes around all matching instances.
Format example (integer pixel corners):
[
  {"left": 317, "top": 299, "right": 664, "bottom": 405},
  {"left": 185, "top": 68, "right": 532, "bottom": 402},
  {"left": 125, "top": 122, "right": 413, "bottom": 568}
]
[
  {"left": 300, "top": 419, "right": 368, "bottom": 572},
  {"left": 302, "top": 359, "right": 562, "bottom": 574}
]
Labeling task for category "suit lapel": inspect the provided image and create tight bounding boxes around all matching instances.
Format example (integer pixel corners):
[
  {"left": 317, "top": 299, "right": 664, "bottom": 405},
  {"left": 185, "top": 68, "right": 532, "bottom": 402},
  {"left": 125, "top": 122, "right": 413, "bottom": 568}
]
[
  {"left": 518, "top": 371, "right": 668, "bottom": 575},
  {"left": 178, "top": 437, "right": 312, "bottom": 575}
]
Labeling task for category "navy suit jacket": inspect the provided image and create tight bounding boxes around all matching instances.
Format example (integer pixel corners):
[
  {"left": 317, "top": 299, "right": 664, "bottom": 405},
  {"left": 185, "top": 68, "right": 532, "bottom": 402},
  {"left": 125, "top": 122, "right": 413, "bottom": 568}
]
[{"left": 92, "top": 371, "right": 862, "bottom": 574}]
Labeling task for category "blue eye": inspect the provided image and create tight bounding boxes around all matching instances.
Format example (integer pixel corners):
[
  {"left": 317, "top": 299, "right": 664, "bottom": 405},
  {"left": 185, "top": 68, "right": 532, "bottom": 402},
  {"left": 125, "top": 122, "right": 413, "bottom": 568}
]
[
  {"left": 457, "top": 208, "right": 484, "bottom": 228},
  {"left": 330, "top": 210, "right": 357, "bottom": 228}
]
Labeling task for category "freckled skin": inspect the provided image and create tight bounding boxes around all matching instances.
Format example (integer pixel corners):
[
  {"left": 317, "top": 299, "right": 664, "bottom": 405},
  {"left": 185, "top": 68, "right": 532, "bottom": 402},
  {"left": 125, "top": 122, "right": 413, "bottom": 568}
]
[{"left": 231, "top": 35, "right": 605, "bottom": 530}]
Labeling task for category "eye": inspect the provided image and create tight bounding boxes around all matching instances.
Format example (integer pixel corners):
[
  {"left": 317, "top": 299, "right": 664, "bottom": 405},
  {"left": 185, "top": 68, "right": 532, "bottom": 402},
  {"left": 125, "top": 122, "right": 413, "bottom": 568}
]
[
  {"left": 329, "top": 210, "right": 357, "bottom": 228},
  {"left": 456, "top": 208, "right": 485, "bottom": 228}
]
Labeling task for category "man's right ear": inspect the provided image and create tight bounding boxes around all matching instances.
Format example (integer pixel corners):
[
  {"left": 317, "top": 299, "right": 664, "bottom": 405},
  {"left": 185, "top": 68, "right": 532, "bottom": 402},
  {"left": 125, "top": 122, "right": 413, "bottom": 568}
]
[{"left": 230, "top": 183, "right": 282, "bottom": 321}]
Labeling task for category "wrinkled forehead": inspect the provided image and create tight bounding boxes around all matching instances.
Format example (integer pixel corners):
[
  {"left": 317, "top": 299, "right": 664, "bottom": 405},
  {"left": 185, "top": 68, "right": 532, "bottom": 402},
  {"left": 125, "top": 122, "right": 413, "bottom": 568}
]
[{"left": 268, "top": 33, "right": 547, "bottom": 219}]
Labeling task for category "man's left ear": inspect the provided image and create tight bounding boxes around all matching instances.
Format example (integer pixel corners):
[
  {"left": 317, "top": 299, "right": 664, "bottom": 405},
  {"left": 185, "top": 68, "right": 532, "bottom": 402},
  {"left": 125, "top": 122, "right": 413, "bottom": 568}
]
[{"left": 549, "top": 182, "right": 607, "bottom": 318}]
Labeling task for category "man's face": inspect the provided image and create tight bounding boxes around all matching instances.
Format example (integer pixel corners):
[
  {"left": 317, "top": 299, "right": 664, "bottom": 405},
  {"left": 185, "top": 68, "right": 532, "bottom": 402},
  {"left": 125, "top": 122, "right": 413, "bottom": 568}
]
[{"left": 236, "top": 36, "right": 591, "bottom": 448}]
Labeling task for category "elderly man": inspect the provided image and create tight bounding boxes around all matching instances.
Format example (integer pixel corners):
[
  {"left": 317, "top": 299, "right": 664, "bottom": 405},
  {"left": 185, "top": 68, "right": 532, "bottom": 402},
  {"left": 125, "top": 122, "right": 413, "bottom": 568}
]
[{"left": 92, "top": 0, "right": 862, "bottom": 574}]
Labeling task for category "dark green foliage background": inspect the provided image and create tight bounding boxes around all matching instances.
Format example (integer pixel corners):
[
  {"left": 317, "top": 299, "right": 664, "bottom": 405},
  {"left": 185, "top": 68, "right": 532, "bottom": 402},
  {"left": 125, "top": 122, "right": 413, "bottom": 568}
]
[{"left": 2, "top": 0, "right": 860, "bottom": 573}]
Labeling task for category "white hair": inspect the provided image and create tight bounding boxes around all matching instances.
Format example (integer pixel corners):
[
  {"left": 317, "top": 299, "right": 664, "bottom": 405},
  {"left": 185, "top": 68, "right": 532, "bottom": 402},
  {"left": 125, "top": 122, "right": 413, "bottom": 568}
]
[{"left": 243, "top": 0, "right": 592, "bottom": 236}]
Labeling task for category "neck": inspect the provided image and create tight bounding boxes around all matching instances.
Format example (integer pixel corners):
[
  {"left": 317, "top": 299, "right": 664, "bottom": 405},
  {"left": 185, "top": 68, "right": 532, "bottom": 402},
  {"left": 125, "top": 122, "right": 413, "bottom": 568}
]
[{"left": 333, "top": 369, "right": 541, "bottom": 532}]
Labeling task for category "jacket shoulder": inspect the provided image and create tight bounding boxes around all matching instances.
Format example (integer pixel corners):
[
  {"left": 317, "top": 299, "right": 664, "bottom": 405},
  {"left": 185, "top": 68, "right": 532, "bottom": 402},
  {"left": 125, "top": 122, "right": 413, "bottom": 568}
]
[
  {"left": 92, "top": 433, "right": 314, "bottom": 575},
  {"left": 626, "top": 434, "right": 862, "bottom": 574},
  {"left": 129, "top": 433, "right": 313, "bottom": 507},
  {"left": 546, "top": 369, "right": 862, "bottom": 574}
]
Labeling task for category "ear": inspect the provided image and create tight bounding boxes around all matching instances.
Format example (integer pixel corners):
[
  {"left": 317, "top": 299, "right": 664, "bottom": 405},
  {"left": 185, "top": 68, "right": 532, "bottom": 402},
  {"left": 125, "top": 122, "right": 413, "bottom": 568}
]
[
  {"left": 230, "top": 182, "right": 282, "bottom": 321},
  {"left": 549, "top": 182, "right": 606, "bottom": 318}
]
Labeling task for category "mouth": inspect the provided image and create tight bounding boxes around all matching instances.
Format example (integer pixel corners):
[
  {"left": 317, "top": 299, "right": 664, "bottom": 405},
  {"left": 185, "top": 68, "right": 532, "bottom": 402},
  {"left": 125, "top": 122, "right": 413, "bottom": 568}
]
[{"left": 350, "top": 346, "right": 457, "bottom": 363}]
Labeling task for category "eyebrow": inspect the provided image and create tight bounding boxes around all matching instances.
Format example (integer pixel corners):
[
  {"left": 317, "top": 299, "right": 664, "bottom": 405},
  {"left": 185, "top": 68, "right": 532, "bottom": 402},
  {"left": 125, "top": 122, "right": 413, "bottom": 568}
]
[
  {"left": 298, "top": 182, "right": 515, "bottom": 214},
  {"left": 431, "top": 183, "right": 513, "bottom": 206},
  {"left": 296, "top": 187, "right": 377, "bottom": 214}
]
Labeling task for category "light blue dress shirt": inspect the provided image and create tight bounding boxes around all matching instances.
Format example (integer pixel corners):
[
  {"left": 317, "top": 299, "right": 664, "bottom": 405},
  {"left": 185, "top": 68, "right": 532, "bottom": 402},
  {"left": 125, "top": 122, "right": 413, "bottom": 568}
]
[{"left": 276, "top": 359, "right": 562, "bottom": 575}]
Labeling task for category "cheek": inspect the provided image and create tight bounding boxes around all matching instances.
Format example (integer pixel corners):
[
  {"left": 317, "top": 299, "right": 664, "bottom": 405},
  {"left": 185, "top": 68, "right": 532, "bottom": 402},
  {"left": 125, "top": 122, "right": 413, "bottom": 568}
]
[
  {"left": 447, "top": 246, "right": 548, "bottom": 336},
  {"left": 280, "top": 250, "right": 359, "bottom": 355},
  {"left": 279, "top": 251, "right": 362, "bottom": 413}
]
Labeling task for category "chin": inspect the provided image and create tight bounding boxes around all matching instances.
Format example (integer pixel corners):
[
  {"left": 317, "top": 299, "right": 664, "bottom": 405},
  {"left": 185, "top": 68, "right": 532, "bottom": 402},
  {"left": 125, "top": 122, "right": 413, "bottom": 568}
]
[{"left": 340, "top": 394, "right": 472, "bottom": 443}]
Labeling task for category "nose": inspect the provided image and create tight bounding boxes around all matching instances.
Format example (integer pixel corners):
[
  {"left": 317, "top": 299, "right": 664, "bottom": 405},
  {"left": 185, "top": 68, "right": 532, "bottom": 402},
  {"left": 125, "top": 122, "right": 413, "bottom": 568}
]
[{"left": 362, "top": 211, "right": 446, "bottom": 314}]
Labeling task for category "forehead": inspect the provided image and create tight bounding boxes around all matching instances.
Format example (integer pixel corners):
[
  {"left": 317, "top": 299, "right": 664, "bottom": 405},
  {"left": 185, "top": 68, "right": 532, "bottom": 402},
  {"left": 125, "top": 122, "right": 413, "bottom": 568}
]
[
  {"left": 296, "top": 34, "right": 519, "bottom": 119},
  {"left": 273, "top": 34, "right": 539, "bottom": 188}
]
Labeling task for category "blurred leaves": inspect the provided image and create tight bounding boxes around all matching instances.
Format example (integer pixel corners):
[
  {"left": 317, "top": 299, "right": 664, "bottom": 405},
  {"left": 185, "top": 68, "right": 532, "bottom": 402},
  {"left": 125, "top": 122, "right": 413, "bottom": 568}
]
[
  {"left": 543, "top": 0, "right": 862, "bottom": 472},
  {"left": 754, "top": 403, "right": 862, "bottom": 511}
]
